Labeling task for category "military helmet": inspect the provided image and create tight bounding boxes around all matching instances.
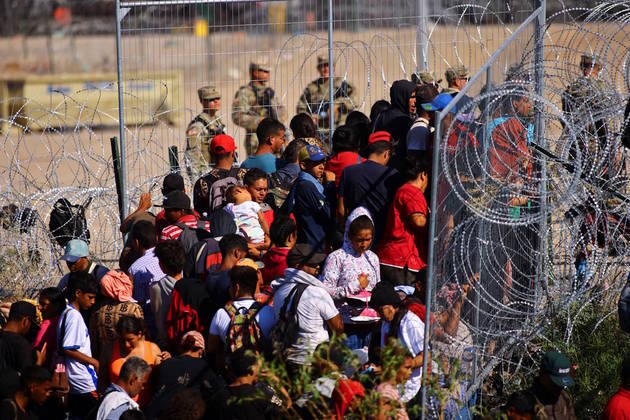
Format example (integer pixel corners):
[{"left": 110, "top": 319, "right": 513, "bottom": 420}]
[{"left": 198, "top": 86, "right": 221, "bottom": 102}]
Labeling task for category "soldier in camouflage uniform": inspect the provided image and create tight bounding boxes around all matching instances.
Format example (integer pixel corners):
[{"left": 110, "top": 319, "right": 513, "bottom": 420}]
[
  {"left": 442, "top": 65, "right": 469, "bottom": 97},
  {"left": 185, "top": 86, "right": 225, "bottom": 181},
  {"left": 232, "top": 61, "right": 287, "bottom": 157},
  {"left": 296, "top": 55, "right": 357, "bottom": 139},
  {"left": 562, "top": 54, "right": 616, "bottom": 179}
]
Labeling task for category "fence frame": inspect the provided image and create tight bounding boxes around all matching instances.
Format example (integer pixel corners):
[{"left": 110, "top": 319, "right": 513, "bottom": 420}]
[{"left": 421, "top": 2, "right": 547, "bottom": 415}]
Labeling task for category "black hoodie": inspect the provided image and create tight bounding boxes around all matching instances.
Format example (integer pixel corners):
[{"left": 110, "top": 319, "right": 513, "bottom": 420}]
[{"left": 373, "top": 80, "right": 415, "bottom": 171}]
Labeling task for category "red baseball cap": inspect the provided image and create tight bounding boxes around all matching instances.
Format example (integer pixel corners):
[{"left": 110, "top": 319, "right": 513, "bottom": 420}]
[
  {"left": 368, "top": 131, "right": 392, "bottom": 144},
  {"left": 210, "top": 134, "right": 236, "bottom": 154}
]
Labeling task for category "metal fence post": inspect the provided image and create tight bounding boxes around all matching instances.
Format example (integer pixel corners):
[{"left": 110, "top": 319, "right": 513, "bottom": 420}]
[
  {"left": 534, "top": 0, "right": 546, "bottom": 317},
  {"left": 421, "top": 110, "right": 442, "bottom": 419},
  {"left": 115, "top": 0, "right": 129, "bottom": 221},
  {"left": 328, "top": 0, "right": 335, "bottom": 146},
  {"left": 417, "top": 0, "right": 428, "bottom": 71}
]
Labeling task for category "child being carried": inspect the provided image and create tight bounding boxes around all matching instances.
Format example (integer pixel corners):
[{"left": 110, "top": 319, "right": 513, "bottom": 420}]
[{"left": 225, "top": 185, "right": 270, "bottom": 247}]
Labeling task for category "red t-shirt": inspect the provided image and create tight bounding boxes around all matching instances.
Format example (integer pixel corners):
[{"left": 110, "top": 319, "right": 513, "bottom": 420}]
[
  {"left": 377, "top": 183, "right": 427, "bottom": 271},
  {"left": 325, "top": 151, "right": 364, "bottom": 188},
  {"left": 156, "top": 209, "right": 201, "bottom": 237},
  {"left": 261, "top": 247, "right": 290, "bottom": 284},
  {"left": 160, "top": 214, "right": 210, "bottom": 241},
  {"left": 603, "top": 388, "right": 630, "bottom": 420}
]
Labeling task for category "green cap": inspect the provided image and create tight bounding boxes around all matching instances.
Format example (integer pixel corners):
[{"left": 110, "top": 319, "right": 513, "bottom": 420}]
[
  {"left": 541, "top": 351, "right": 575, "bottom": 388},
  {"left": 413, "top": 71, "right": 442, "bottom": 85},
  {"left": 580, "top": 54, "right": 601, "bottom": 68},
  {"left": 445, "top": 65, "right": 469, "bottom": 84},
  {"left": 198, "top": 86, "right": 221, "bottom": 101}
]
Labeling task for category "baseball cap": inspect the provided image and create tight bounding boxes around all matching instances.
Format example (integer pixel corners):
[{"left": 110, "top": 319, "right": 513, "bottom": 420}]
[
  {"left": 421, "top": 93, "right": 457, "bottom": 113},
  {"left": 163, "top": 190, "right": 191, "bottom": 210},
  {"left": 298, "top": 145, "right": 327, "bottom": 163},
  {"left": 236, "top": 258, "right": 265, "bottom": 270},
  {"left": 60, "top": 239, "right": 89, "bottom": 263},
  {"left": 369, "top": 281, "right": 402, "bottom": 309},
  {"left": 162, "top": 173, "right": 185, "bottom": 195},
  {"left": 181, "top": 330, "right": 205, "bottom": 350},
  {"left": 367, "top": 131, "right": 392, "bottom": 144},
  {"left": 250, "top": 60, "right": 270, "bottom": 73},
  {"left": 317, "top": 55, "right": 329, "bottom": 67},
  {"left": 9, "top": 301, "right": 39, "bottom": 326},
  {"left": 210, "top": 134, "right": 236, "bottom": 154},
  {"left": 287, "top": 244, "right": 327, "bottom": 268},
  {"left": 541, "top": 351, "right": 575, "bottom": 388}
]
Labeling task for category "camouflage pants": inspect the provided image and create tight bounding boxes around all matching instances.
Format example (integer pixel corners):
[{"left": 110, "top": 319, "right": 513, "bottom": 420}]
[{"left": 185, "top": 137, "right": 211, "bottom": 182}]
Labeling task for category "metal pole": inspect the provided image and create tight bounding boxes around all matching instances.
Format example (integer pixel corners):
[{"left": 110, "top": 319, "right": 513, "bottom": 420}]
[
  {"left": 417, "top": 0, "right": 428, "bottom": 71},
  {"left": 115, "top": 0, "right": 129, "bottom": 220},
  {"left": 421, "top": 111, "right": 443, "bottom": 419},
  {"left": 110, "top": 137, "right": 125, "bottom": 224},
  {"left": 327, "top": 0, "right": 335, "bottom": 146},
  {"left": 534, "top": 0, "right": 546, "bottom": 319}
]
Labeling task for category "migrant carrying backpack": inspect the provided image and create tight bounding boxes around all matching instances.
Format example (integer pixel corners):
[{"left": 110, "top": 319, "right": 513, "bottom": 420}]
[
  {"left": 266, "top": 171, "right": 297, "bottom": 210},
  {"left": 208, "top": 169, "right": 240, "bottom": 211},
  {"left": 183, "top": 237, "right": 222, "bottom": 280},
  {"left": 49, "top": 197, "right": 92, "bottom": 247},
  {"left": 224, "top": 301, "right": 265, "bottom": 356},
  {"left": 268, "top": 283, "right": 309, "bottom": 358},
  {"left": 175, "top": 221, "right": 212, "bottom": 255}
]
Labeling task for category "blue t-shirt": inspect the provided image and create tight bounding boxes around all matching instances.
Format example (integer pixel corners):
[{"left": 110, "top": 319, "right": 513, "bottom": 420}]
[
  {"left": 407, "top": 118, "right": 432, "bottom": 151},
  {"left": 240, "top": 153, "right": 278, "bottom": 174}
]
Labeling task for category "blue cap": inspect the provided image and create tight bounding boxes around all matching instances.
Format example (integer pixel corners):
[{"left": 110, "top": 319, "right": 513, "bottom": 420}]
[
  {"left": 60, "top": 239, "right": 89, "bottom": 263},
  {"left": 421, "top": 93, "right": 457, "bottom": 113},
  {"left": 298, "top": 145, "right": 327, "bottom": 163}
]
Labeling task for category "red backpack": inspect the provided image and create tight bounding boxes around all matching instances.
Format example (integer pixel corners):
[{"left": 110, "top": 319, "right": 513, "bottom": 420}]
[{"left": 164, "top": 279, "right": 211, "bottom": 350}]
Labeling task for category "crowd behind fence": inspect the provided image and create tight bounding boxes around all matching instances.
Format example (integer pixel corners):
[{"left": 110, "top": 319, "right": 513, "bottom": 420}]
[{"left": 2, "top": 0, "right": 630, "bottom": 411}]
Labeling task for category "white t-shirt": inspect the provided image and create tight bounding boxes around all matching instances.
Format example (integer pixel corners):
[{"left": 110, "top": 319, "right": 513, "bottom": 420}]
[
  {"left": 273, "top": 283, "right": 339, "bottom": 365},
  {"left": 225, "top": 201, "right": 265, "bottom": 243},
  {"left": 59, "top": 305, "right": 98, "bottom": 394},
  {"left": 209, "top": 299, "right": 275, "bottom": 342},
  {"left": 381, "top": 311, "right": 426, "bottom": 402}
]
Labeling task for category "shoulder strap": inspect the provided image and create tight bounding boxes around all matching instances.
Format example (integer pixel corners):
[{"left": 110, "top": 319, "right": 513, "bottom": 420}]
[
  {"left": 174, "top": 222, "right": 190, "bottom": 231},
  {"left": 57, "top": 309, "right": 69, "bottom": 357},
  {"left": 287, "top": 283, "right": 309, "bottom": 318}
]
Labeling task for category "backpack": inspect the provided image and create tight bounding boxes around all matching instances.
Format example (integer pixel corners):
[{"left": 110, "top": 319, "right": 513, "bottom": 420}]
[
  {"left": 183, "top": 237, "right": 222, "bottom": 280},
  {"left": 619, "top": 276, "right": 630, "bottom": 333},
  {"left": 224, "top": 301, "right": 265, "bottom": 356},
  {"left": 49, "top": 197, "right": 92, "bottom": 247},
  {"left": 165, "top": 279, "right": 212, "bottom": 350},
  {"left": 266, "top": 172, "right": 297, "bottom": 210},
  {"left": 268, "top": 283, "right": 309, "bottom": 359},
  {"left": 0, "top": 204, "right": 38, "bottom": 234},
  {"left": 208, "top": 168, "right": 240, "bottom": 211},
  {"left": 176, "top": 221, "right": 211, "bottom": 255}
]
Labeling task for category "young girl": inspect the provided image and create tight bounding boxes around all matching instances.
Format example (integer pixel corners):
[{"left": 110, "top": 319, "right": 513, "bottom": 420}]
[
  {"left": 107, "top": 316, "right": 170, "bottom": 407},
  {"left": 321, "top": 206, "right": 381, "bottom": 299},
  {"left": 225, "top": 185, "right": 270, "bottom": 248},
  {"left": 376, "top": 342, "right": 413, "bottom": 420},
  {"left": 261, "top": 215, "right": 297, "bottom": 284}
]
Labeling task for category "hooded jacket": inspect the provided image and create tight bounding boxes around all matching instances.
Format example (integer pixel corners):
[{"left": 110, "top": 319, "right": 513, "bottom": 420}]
[
  {"left": 321, "top": 207, "right": 381, "bottom": 299},
  {"left": 374, "top": 80, "right": 415, "bottom": 171}
]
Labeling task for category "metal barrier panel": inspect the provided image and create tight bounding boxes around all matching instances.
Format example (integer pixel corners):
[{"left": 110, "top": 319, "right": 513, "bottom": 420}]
[{"left": 115, "top": 0, "right": 536, "bottom": 213}]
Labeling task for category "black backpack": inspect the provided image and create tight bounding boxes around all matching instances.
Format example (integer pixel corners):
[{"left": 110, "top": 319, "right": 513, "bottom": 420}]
[
  {"left": 175, "top": 221, "right": 212, "bottom": 255},
  {"left": 49, "top": 197, "right": 92, "bottom": 247},
  {"left": 268, "top": 283, "right": 309, "bottom": 359}
]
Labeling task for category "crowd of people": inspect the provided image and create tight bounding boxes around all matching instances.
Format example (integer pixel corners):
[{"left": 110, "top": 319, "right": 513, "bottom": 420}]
[{"left": 0, "top": 61, "right": 627, "bottom": 420}]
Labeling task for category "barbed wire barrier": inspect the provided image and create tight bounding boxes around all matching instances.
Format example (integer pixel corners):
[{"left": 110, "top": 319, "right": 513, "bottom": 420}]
[{"left": 2, "top": 0, "right": 630, "bottom": 406}]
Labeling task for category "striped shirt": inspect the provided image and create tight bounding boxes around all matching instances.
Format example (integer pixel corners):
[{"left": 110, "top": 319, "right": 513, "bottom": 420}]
[{"left": 160, "top": 214, "right": 210, "bottom": 241}]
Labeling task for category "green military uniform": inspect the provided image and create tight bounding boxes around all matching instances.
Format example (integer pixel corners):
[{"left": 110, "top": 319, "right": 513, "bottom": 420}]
[
  {"left": 232, "top": 61, "right": 287, "bottom": 156},
  {"left": 296, "top": 56, "right": 357, "bottom": 135},
  {"left": 185, "top": 86, "right": 225, "bottom": 181},
  {"left": 562, "top": 54, "right": 613, "bottom": 178}
]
